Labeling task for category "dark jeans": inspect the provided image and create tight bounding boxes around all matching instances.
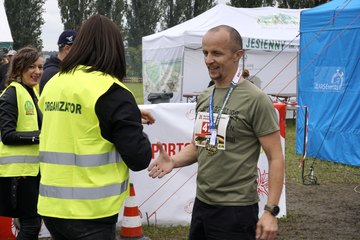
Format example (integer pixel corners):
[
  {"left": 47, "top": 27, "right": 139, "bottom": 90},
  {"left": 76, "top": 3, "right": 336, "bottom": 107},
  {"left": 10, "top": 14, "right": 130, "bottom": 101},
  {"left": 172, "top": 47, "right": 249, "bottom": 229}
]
[
  {"left": 17, "top": 216, "right": 41, "bottom": 240},
  {"left": 189, "top": 198, "right": 259, "bottom": 240},
  {"left": 43, "top": 217, "right": 116, "bottom": 240}
]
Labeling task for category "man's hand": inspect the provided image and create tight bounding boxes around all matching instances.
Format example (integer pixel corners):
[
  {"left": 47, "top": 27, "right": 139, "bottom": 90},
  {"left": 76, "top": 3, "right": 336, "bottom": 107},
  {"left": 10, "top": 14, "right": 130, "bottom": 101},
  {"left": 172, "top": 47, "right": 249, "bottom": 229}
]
[
  {"left": 148, "top": 142, "right": 175, "bottom": 178},
  {"left": 256, "top": 212, "right": 278, "bottom": 240}
]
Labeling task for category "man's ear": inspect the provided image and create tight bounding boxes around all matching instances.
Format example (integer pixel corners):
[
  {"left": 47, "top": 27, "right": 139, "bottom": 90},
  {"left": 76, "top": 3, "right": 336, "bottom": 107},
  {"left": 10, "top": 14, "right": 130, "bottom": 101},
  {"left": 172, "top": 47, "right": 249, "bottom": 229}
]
[
  {"left": 233, "top": 49, "right": 244, "bottom": 62},
  {"left": 64, "top": 45, "right": 72, "bottom": 53}
]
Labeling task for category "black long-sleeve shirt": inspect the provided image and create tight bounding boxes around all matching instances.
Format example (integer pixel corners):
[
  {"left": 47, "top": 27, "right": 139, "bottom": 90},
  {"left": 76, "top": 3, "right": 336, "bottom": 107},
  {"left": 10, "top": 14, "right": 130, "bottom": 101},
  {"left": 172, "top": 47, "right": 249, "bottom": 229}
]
[{"left": 95, "top": 83, "right": 152, "bottom": 171}]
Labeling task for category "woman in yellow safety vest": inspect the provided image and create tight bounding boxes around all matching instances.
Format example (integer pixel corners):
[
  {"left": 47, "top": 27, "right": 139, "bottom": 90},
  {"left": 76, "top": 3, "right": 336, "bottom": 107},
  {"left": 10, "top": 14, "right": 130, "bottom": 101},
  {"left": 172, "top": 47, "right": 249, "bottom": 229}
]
[
  {"left": 38, "top": 15, "right": 153, "bottom": 240},
  {"left": 0, "top": 47, "right": 43, "bottom": 239}
]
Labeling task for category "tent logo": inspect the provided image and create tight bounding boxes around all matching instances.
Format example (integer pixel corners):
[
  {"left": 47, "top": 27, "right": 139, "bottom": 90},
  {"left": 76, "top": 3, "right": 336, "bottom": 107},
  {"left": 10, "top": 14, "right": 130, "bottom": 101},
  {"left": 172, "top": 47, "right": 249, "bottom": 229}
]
[
  {"left": 257, "top": 14, "right": 299, "bottom": 25},
  {"left": 331, "top": 69, "right": 344, "bottom": 89},
  {"left": 314, "top": 68, "right": 345, "bottom": 92}
]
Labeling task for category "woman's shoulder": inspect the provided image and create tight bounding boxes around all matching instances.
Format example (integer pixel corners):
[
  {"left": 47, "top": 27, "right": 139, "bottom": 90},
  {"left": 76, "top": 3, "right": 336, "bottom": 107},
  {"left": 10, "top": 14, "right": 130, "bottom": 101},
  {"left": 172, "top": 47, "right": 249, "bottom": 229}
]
[
  {"left": 0, "top": 86, "right": 17, "bottom": 110},
  {"left": 0, "top": 86, "right": 16, "bottom": 101}
]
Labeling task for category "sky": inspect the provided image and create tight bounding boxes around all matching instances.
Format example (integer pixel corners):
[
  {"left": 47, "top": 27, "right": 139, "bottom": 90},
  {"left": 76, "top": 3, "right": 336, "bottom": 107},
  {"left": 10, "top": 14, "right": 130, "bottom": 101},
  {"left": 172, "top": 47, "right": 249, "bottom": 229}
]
[
  {"left": 42, "top": 0, "right": 63, "bottom": 51},
  {"left": 41, "top": 0, "right": 229, "bottom": 51}
]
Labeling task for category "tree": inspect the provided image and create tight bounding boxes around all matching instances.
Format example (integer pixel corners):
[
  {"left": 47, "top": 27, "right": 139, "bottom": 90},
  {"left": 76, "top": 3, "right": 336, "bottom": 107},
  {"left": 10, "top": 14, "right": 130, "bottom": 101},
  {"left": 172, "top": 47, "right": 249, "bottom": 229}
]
[
  {"left": 58, "top": 0, "right": 96, "bottom": 30},
  {"left": 96, "top": 0, "right": 112, "bottom": 17},
  {"left": 160, "top": 0, "right": 216, "bottom": 30},
  {"left": 160, "top": 0, "right": 190, "bottom": 29},
  {"left": 183, "top": 0, "right": 215, "bottom": 20},
  {"left": 58, "top": 0, "right": 126, "bottom": 30},
  {"left": 126, "top": 0, "right": 161, "bottom": 47},
  {"left": 126, "top": 46, "right": 142, "bottom": 77},
  {"left": 4, "top": 0, "right": 45, "bottom": 50},
  {"left": 278, "top": 0, "right": 330, "bottom": 8},
  {"left": 193, "top": 0, "right": 215, "bottom": 16},
  {"left": 229, "top": 0, "right": 276, "bottom": 7},
  {"left": 125, "top": 0, "right": 162, "bottom": 76},
  {"left": 111, "top": 0, "right": 126, "bottom": 33},
  {"left": 58, "top": 0, "right": 126, "bottom": 32}
]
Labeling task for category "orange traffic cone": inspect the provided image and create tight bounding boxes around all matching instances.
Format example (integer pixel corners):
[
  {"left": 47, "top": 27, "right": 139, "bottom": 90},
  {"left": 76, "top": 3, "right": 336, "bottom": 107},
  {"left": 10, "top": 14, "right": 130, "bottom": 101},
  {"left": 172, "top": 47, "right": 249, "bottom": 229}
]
[
  {"left": 0, "top": 216, "right": 16, "bottom": 240},
  {"left": 119, "top": 183, "right": 147, "bottom": 240}
]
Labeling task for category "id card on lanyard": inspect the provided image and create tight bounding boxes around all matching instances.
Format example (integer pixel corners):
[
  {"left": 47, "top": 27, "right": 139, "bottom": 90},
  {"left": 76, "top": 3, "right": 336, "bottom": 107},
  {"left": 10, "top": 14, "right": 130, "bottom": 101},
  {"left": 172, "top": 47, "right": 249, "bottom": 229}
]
[
  {"left": 194, "top": 112, "right": 230, "bottom": 150},
  {"left": 194, "top": 67, "right": 242, "bottom": 155}
]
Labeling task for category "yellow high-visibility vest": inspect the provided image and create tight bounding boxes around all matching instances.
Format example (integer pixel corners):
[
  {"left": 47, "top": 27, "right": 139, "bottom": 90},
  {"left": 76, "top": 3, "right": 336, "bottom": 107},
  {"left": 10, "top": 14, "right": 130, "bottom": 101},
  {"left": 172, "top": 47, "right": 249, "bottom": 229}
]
[
  {"left": 0, "top": 82, "right": 39, "bottom": 177},
  {"left": 38, "top": 66, "right": 131, "bottom": 219}
]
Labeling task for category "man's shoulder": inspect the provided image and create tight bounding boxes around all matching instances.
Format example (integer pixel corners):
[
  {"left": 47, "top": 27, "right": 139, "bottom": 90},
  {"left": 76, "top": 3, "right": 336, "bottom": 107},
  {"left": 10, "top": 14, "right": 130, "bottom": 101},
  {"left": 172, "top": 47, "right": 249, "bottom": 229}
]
[
  {"left": 198, "top": 86, "right": 213, "bottom": 98},
  {"left": 0, "top": 63, "right": 9, "bottom": 72},
  {"left": 43, "top": 56, "right": 61, "bottom": 70}
]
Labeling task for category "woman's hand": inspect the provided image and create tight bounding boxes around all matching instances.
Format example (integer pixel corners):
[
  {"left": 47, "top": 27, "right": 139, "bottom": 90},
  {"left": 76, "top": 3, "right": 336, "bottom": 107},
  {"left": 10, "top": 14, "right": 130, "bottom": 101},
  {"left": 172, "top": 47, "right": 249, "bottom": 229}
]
[{"left": 140, "top": 109, "right": 155, "bottom": 125}]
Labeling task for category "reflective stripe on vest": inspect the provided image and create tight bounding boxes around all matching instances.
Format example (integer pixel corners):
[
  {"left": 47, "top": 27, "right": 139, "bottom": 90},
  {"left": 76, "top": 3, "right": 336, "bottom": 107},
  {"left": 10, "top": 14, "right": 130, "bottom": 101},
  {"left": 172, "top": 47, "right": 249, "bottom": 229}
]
[
  {"left": 0, "top": 82, "right": 39, "bottom": 177},
  {"left": 40, "top": 179, "right": 128, "bottom": 200},
  {"left": 40, "top": 151, "right": 123, "bottom": 167},
  {"left": 0, "top": 156, "right": 39, "bottom": 164}
]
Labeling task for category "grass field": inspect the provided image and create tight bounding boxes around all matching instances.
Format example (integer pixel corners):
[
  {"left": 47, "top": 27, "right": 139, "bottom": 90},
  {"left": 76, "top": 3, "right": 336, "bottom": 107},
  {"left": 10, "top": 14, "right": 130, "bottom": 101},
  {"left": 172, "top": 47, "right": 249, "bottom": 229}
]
[
  {"left": 124, "top": 82, "right": 144, "bottom": 104},
  {"left": 122, "top": 83, "right": 360, "bottom": 239}
]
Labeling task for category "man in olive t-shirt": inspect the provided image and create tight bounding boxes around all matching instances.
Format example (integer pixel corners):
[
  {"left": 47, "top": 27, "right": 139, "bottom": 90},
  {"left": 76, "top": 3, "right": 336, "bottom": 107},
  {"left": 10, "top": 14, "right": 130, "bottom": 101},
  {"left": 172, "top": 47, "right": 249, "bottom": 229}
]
[{"left": 148, "top": 25, "right": 284, "bottom": 240}]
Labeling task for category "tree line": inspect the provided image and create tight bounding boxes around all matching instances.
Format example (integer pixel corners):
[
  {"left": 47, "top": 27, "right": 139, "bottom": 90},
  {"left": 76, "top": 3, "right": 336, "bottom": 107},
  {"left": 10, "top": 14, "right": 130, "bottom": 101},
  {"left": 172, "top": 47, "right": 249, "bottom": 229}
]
[{"left": 3, "top": 0, "right": 329, "bottom": 77}]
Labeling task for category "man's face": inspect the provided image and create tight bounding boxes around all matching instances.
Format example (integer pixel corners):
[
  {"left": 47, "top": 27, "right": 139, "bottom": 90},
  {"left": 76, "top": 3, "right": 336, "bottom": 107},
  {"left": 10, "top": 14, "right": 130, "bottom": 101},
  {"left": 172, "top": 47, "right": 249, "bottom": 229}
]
[{"left": 202, "top": 29, "right": 242, "bottom": 83}]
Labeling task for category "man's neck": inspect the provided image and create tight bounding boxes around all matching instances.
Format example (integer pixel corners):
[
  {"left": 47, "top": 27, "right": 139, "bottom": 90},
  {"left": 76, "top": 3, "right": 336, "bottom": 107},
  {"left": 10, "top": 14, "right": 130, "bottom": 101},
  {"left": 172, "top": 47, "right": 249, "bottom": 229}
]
[
  {"left": 57, "top": 51, "right": 66, "bottom": 61},
  {"left": 214, "top": 67, "right": 240, "bottom": 88}
]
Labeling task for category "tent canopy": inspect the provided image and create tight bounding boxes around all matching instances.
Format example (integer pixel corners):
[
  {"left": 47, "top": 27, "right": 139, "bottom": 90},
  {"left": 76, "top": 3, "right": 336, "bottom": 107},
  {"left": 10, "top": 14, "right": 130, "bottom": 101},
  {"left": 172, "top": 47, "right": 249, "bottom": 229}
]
[
  {"left": 144, "top": 4, "right": 301, "bottom": 51},
  {"left": 296, "top": 0, "right": 360, "bottom": 166},
  {"left": 142, "top": 4, "right": 303, "bottom": 103},
  {"left": 0, "top": 1, "right": 13, "bottom": 49}
]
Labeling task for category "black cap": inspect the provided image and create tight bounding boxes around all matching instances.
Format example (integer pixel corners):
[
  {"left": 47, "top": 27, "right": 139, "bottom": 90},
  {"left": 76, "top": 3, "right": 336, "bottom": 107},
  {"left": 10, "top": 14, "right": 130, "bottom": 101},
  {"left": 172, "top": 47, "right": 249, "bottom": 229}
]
[{"left": 57, "top": 30, "right": 77, "bottom": 48}]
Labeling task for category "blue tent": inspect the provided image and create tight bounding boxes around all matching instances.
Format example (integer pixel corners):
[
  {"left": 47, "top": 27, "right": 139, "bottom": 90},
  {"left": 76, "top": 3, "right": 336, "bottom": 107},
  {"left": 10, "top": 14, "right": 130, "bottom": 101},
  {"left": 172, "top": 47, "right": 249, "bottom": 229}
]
[{"left": 296, "top": 0, "right": 360, "bottom": 167}]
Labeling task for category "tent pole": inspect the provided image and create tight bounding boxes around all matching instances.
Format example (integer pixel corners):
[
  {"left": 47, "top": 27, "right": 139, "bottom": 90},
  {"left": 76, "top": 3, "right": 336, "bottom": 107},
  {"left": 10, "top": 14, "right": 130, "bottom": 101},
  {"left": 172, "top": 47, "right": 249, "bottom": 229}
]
[
  {"left": 180, "top": 47, "right": 186, "bottom": 103},
  {"left": 242, "top": 51, "right": 245, "bottom": 70},
  {"left": 302, "top": 106, "right": 308, "bottom": 184}
]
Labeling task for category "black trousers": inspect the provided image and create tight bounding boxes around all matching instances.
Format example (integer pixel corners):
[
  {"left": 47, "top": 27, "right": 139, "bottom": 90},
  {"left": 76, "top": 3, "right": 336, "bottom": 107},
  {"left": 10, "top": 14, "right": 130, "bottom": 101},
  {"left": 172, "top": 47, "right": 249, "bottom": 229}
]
[
  {"left": 43, "top": 217, "right": 116, "bottom": 240},
  {"left": 16, "top": 216, "right": 42, "bottom": 240},
  {"left": 189, "top": 198, "right": 259, "bottom": 240}
]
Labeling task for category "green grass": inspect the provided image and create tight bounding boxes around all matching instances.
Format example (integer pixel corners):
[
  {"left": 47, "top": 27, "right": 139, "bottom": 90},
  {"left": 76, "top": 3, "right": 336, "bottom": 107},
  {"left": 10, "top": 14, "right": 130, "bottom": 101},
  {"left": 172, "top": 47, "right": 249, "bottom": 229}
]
[
  {"left": 126, "top": 83, "right": 360, "bottom": 238},
  {"left": 285, "top": 119, "right": 360, "bottom": 185},
  {"left": 143, "top": 225, "right": 190, "bottom": 240},
  {"left": 124, "top": 82, "right": 144, "bottom": 104}
]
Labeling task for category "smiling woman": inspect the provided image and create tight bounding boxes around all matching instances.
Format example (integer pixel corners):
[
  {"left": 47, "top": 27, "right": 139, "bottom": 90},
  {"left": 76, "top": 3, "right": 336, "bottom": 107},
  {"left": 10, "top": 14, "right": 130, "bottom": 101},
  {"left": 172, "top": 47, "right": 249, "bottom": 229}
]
[
  {"left": 0, "top": 46, "right": 43, "bottom": 239},
  {"left": 5, "top": 47, "right": 43, "bottom": 88}
]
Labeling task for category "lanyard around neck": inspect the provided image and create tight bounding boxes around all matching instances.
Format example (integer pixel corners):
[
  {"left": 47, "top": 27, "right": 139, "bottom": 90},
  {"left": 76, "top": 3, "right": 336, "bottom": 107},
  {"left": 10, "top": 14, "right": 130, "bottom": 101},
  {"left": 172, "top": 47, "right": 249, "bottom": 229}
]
[{"left": 209, "top": 67, "right": 242, "bottom": 131}]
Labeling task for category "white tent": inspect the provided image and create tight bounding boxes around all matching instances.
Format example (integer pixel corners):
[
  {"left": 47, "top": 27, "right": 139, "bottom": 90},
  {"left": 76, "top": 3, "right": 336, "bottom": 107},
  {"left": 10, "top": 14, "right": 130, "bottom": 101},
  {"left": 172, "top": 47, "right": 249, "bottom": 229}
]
[
  {"left": 142, "top": 4, "right": 303, "bottom": 103},
  {"left": 0, "top": 1, "right": 13, "bottom": 49}
]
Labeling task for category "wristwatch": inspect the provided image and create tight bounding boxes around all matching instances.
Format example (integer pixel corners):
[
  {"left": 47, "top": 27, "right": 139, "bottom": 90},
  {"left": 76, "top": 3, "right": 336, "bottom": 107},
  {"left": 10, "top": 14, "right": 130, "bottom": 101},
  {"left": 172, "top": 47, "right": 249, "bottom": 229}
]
[{"left": 264, "top": 204, "right": 280, "bottom": 216}]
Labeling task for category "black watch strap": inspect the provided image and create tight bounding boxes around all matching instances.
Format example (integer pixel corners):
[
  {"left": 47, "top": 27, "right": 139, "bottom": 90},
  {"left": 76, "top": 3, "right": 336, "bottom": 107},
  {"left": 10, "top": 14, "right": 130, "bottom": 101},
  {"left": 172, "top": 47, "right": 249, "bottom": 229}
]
[{"left": 264, "top": 204, "right": 280, "bottom": 216}]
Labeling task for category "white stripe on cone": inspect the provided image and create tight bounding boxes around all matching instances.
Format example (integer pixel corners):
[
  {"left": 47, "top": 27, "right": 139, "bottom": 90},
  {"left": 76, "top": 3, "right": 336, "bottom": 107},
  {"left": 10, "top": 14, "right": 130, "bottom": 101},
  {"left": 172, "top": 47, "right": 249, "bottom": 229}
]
[
  {"left": 125, "top": 196, "right": 137, "bottom": 208},
  {"left": 121, "top": 216, "right": 142, "bottom": 228}
]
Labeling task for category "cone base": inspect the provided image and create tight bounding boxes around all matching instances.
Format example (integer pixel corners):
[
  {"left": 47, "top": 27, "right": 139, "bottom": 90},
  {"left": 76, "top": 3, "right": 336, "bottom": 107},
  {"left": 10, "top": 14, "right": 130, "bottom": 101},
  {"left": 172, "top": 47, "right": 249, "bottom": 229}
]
[{"left": 120, "top": 226, "right": 144, "bottom": 238}]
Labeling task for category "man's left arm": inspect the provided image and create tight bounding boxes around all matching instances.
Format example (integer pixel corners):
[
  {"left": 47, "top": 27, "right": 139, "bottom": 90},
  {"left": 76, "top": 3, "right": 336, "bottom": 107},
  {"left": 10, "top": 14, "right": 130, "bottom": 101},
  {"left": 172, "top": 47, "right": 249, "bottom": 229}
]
[{"left": 256, "top": 130, "right": 285, "bottom": 240}]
